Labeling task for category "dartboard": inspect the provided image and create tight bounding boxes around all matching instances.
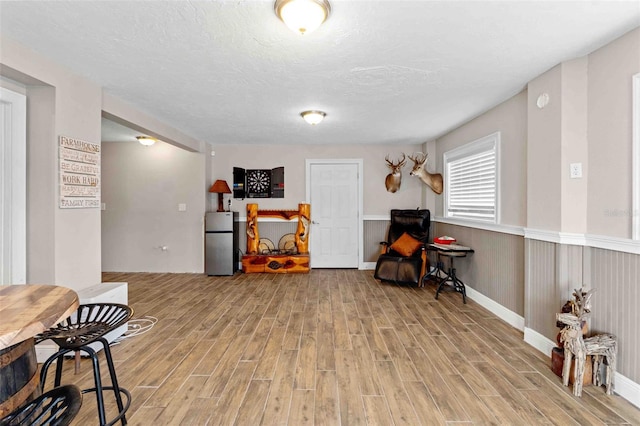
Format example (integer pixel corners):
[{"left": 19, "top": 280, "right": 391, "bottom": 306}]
[{"left": 246, "top": 169, "right": 271, "bottom": 198}]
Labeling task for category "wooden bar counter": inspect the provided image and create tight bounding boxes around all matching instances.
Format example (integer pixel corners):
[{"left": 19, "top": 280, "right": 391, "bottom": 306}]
[{"left": 0, "top": 284, "right": 79, "bottom": 418}]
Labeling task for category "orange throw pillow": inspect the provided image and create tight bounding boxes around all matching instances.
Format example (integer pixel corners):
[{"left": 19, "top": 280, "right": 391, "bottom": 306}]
[{"left": 389, "top": 232, "right": 423, "bottom": 256}]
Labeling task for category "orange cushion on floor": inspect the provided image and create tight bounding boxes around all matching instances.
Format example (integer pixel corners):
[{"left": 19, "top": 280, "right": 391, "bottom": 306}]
[{"left": 389, "top": 232, "right": 423, "bottom": 256}]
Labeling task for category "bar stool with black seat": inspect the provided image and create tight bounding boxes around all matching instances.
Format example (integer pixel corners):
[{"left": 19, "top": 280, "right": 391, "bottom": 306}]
[
  {"left": 36, "top": 304, "right": 133, "bottom": 426},
  {"left": 0, "top": 384, "right": 82, "bottom": 426}
]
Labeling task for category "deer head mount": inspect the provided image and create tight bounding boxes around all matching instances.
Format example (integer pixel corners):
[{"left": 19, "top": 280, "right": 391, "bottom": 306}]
[
  {"left": 408, "top": 152, "right": 443, "bottom": 195},
  {"left": 384, "top": 153, "right": 406, "bottom": 193}
]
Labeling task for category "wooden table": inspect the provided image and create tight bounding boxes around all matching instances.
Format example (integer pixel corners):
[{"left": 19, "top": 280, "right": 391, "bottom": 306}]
[{"left": 0, "top": 284, "right": 79, "bottom": 417}]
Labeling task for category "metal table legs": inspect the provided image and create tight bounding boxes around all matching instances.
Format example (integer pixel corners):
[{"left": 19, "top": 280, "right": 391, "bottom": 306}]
[{"left": 434, "top": 252, "right": 467, "bottom": 304}]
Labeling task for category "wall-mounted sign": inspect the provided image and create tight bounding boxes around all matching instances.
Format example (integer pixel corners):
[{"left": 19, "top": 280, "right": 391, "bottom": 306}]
[{"left": 59, "top": 136, "right": 101, "bottom": 208}]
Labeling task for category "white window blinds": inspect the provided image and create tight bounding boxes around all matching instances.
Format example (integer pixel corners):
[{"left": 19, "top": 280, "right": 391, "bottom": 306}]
[{"left": 444, "top": 133, "right": 499, "bottom": 223}]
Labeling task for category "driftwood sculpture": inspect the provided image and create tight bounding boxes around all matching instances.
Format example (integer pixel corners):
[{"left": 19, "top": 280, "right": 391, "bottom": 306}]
[
  {"left": 384, "top": 154, "right": 406, "bottom": 193},
  {"left": 571, "top": 288, "right": 595, "bottom": 317},
  {"left": 556, "top": 288, "right": 617, "bottom": 397},
  {"left": 408, "top": 152, "right": 443, "bottom": 194}
]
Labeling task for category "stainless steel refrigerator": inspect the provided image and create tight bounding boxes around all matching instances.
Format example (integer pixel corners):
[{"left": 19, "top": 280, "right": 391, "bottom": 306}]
[{"left": 205, "top": 211, "right": 238, "bottom": 275}]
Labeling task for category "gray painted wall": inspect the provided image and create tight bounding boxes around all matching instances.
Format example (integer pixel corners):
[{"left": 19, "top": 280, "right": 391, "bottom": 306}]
[
  {"left": 1, "top": 37, "right": 103, "bottom": 290},
  {"left": 436, "top": 223, "right": 525, "bottom": 316},
  {"left": 587, "top": 28, "right": 640, "bottom": 238},
  {"left": 435, "top": 90, "right": 528, "bottom": 227},
  {"left": 101, "top": 141, "right": 205, "bottom": 273},
  {"left": 211, "top": 144, "right": 426, "bottom": 217}
]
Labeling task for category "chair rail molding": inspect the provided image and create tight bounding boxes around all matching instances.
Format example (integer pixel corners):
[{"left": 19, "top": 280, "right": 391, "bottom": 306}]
[
  {"left": 524, "top": 228, "right": 640, "bottom": 255},
  {"left": 434, "top": 216, "right": 524, "bottom": 236}
]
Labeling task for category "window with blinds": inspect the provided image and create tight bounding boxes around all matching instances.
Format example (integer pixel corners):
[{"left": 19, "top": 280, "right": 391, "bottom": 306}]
[{"left": 443, "top": 132, "right": 500, "bottom": 223}]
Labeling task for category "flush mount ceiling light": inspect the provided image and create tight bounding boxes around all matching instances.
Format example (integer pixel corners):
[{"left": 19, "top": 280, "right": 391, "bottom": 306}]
[
  {"left": 274, "top": 0, "right": 331, "bottom": 35},
  {"left": 300, "top": 110, "right": 326, "bottom": 125},
  {"left": 136, "top": 136, "right": 156, "bottom": 146}
]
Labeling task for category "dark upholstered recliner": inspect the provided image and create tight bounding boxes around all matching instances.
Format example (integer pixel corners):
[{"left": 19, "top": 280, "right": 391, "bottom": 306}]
[{"left": 374, "top": 209, "right": 430, "bottom": 286}]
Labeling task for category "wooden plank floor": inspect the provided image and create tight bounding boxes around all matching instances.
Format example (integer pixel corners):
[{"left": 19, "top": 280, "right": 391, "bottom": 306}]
[{"left": 42, "top": 270, "right": 640, "bottom": 425}]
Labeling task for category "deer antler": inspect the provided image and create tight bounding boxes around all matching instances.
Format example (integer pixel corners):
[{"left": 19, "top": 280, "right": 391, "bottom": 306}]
[
  {"left": 408, "top": 152, "right": 426, "bottom": 165},
  {"left": 385, "top": 153, "right": 406, "bottom": 168}
]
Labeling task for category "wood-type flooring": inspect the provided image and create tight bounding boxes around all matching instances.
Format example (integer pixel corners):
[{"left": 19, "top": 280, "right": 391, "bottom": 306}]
[{"left": 42, "top": 270, "right": 640, "bottom": 425}]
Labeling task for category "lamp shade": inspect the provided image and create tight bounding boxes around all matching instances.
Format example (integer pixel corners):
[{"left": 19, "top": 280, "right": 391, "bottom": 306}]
[
  {"left": 275, "top": 0, "right": 331, "bottom": 35},
  {"left": 209, "top": 180, "right": 231, "bottom": 212},
  {"left": 209, "top": 180, "right": 231, "bottom": 194}
]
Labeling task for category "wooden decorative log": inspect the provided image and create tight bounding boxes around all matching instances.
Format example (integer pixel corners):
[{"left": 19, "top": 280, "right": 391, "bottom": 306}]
[
  {"left": 258, "top": 210, "right": 299, "bottom": 220},
  {"left": 246, "top": 203, "right": 259, "bottom": 254},
  {"left": 295, "top": 203, "right": 310, "bottom": 254}
]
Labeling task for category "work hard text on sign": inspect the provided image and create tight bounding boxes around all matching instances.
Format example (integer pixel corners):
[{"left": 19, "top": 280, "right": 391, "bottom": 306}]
[{"left": 59, "top": 136, "right": 101, "bottom": 209}]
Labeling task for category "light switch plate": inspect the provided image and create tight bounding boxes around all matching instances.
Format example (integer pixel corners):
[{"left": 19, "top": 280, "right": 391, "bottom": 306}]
[
  {"left": 178, "top": 203, "right": 187, "bottom": 211},
  {"left": 570, "top": 163, "right": 582, "bottom": 179}
]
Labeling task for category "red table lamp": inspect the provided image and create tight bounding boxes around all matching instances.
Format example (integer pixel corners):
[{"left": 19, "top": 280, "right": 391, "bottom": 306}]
[{"left": 209, "top": 180, "right": 231, "bottom": 212}]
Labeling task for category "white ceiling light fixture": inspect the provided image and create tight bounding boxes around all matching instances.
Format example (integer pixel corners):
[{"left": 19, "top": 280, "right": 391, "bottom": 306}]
[
  {"left": 300, "top": 110, "right": 326, "bottom": 125},
  {"left": 136, "top": 136, "right": 156, "bottom": 146},
  {"left": 275, "top": 0, "right": 331, "bottom": 35}
]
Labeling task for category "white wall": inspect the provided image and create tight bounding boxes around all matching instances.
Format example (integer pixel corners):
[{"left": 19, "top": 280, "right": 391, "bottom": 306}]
[
  {"left": 435, "top": 90, "right": 528, "bottom": 227},
  {"left": 587, "top": 28, "right": 640, "bottom": 239},
  {"left": 0, "top": 37, "right": 209, "bottom": 286},
  {"left": 101, "top": 141, "right": 205, "bottom": 273},
  {"left": 1, "top": 36, "right": 102, "bottom": 290},
  {"left": 211, "top": 143, "right": 430, "bottom": 216}
]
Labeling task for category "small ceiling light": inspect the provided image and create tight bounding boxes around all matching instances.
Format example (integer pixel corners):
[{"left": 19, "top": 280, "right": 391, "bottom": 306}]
[
  {"left": 300, "top": 110, "right": 326, "bottom": 125},
  {"left": 275, "top": 0, "right": 331, "bottom": 35},
  {"left": 136, "top": 136, "right": 156, "bottom": 146}
]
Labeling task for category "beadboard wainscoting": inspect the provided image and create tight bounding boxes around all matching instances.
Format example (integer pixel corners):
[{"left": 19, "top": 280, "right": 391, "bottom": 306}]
[
  {"left": 434, "top": 222, "right": 525, "bottom": 317},
  {"left": 524, "top": 239, "right": 640, "bottom": 407}
]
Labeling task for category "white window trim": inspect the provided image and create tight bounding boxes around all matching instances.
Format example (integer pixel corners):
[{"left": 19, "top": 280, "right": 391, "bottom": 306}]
[
  {"left": 633, "top": 72, "right": 640, "bottom": 240},
  {"left": 442, "top": 131, "right": 501, "bottom": 224}
]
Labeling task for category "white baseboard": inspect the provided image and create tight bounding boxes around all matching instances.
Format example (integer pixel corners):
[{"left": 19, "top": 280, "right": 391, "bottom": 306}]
[
  {"left": 524, "top": 327, "right": 640, "bottom": 409},
  {"left": 615, "top": 371, "right": 640, "bottom": 409},
  {"left": 465, "top": 284, "right": 525, "bottom": 331},
  {"left": 523, "top": 326, "right": 556, "bottom": 358},
  {"left": 361, "top": 262, "right": 376, "bottom": 270}
]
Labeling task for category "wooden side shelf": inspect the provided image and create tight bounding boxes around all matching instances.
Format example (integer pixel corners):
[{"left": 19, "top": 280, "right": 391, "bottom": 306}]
[
  {"left": 242, "top": 254, "right": 310, "bottom": 274},
  {"left": 257, "top": 210, "right": 299, "bottom": 220},
  {"left": 243, "top": 203, "right": 311, "bottom": 274}
]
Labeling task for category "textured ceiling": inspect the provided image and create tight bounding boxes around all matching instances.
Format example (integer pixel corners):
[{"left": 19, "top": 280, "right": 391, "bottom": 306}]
[{"left": 1, "top": 1, "right": 639, "bottom": 146}]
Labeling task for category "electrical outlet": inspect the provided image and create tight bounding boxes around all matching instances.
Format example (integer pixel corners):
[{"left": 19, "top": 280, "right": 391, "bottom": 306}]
[{"left": 570, "top": 163, "right": 582, "bottom": 179}]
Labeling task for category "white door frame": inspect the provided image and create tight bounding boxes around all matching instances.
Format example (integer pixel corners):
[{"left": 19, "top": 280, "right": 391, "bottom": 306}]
[
  {"left": 0, "top": 87, "right": 27, "bottom": 284},
  {"left": 305, "top": 158, "right": 364, "bottom": 269}
]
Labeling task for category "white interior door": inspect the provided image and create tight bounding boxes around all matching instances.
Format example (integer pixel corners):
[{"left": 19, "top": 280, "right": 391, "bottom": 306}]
[
  {"left": 0, "top": 87, "right": 27, "bottom": 285},
  {"left": 307, "top": 160, "right": 361, "bottom": 268}
]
